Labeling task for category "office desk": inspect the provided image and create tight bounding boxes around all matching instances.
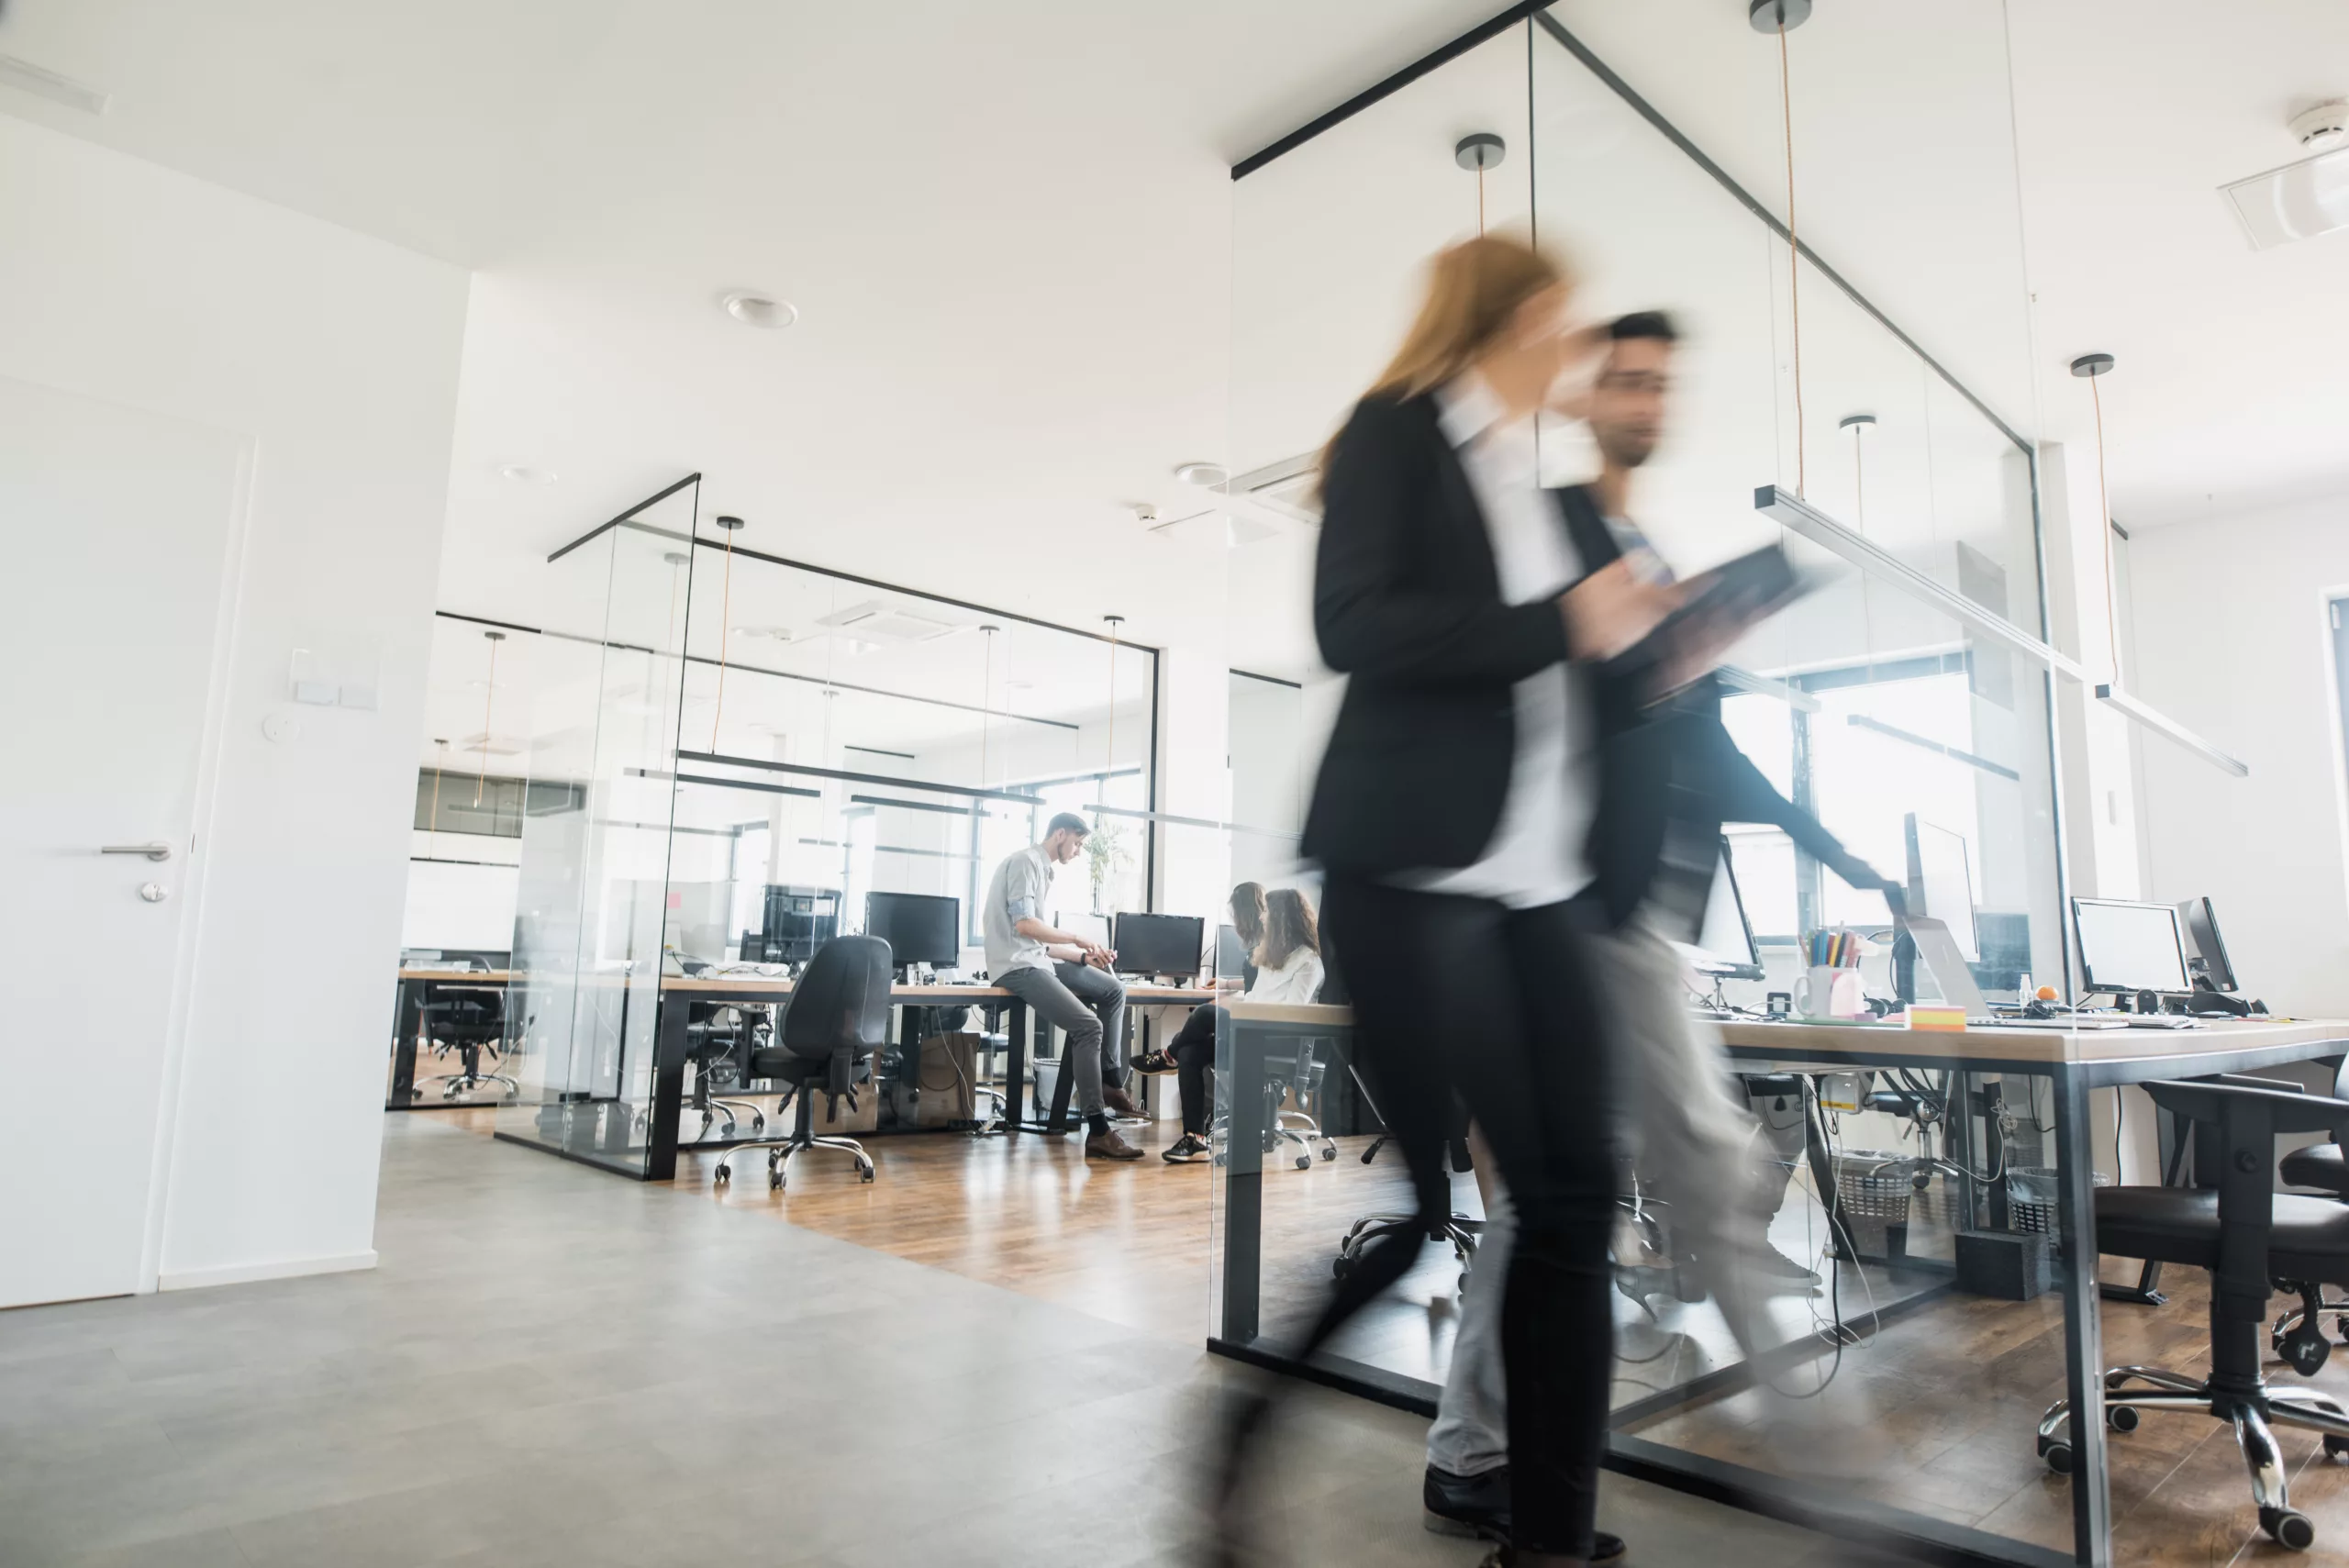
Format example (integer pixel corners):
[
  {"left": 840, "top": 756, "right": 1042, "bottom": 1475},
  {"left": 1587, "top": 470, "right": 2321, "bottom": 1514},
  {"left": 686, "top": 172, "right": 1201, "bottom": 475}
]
[
  {"left": 1212, "top": 1003, "right": 2349, "bottom": 1568},
  {"left": 388, "top": 968, "right": 512, "bottom": 1108},
  {"left": 643, "top": 976, "right": 1213, "bottom": 1179}
]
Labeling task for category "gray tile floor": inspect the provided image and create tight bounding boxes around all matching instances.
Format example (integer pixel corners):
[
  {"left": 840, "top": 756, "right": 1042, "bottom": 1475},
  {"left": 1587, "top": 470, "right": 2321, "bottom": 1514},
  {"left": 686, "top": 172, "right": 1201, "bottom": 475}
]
[{"left": 0, "top": 1117, "right": 1884, "bottom": 1567}]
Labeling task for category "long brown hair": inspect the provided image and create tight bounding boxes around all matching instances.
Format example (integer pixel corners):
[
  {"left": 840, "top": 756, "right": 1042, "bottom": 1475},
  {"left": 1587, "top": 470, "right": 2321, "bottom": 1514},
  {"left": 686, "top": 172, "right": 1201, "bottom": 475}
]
[
  {"left": 1319, "top": 233, "right": 1573, "bottom": 484},
  {"left": 1230, "top": 882, "right": 1267, "bottom": 952},
  {"left": 1254, "top": 887, "right": 1320, "bottom": 973}
]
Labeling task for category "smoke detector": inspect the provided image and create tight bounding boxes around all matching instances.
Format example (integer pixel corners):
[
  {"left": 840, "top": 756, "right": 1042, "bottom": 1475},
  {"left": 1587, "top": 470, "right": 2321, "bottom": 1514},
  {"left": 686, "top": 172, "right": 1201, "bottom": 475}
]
[{"left": 2291, "top": 100, "right": 2349, "bottom": 153}]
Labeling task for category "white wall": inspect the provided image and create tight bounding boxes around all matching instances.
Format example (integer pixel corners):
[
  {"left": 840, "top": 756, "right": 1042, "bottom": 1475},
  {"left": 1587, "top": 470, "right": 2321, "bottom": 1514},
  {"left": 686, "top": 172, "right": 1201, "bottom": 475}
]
[
  {"left": 2128, "top": 496, "right": 2349, "bottom": 1016},
  {"left": 0, "top": 117, "right": 469, "bottom": 1289}
]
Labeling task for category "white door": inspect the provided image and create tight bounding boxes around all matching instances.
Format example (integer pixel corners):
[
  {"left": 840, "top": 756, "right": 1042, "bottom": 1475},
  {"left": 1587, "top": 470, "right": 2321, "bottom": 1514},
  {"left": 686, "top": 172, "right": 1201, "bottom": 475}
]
[{"left": 0, "top": 375, "right": 245, "bottom": 1307}]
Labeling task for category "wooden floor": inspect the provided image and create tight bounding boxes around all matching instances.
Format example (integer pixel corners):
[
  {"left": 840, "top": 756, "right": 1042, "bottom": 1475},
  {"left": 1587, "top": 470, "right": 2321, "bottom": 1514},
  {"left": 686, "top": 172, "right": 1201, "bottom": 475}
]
[{"left": 416, "top": 1101, "right": 2349, "bottom": 1565}]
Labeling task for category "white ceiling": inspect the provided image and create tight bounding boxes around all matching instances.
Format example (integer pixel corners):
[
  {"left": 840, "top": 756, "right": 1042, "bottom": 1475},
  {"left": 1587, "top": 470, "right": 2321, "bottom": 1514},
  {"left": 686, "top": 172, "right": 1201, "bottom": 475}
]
[{"left": 5, "top": 0, "right": 2343, "bottom": 695}]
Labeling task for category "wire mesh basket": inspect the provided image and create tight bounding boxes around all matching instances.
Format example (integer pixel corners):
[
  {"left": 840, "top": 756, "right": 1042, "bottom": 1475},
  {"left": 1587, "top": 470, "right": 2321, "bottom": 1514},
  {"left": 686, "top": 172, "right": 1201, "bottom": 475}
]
[
  {"left": 2006, "top": 1166, "right": 2111, "bottom": 1235},
  {"left": 1831, "top": 1151, "right": 1920, "bottom": 1256}
]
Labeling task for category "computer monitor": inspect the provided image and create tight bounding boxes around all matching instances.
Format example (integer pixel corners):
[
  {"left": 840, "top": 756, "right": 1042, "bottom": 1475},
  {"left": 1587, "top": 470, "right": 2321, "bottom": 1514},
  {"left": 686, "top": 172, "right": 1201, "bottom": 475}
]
[
  {"left": 864, "top": 891, "right": 961, "bottom": 969},
  {"left": 2174, "top": 896, "right": 2238, "bottom": 992},
  {"left": 1111, "top": 912, "right": 1205, "bottom": 979},
  {"left": 1215, "top": 923, "right": 1248, "bottom": 981},
  {"left": 756, "top": 884, "right": 838, "bottom": 964},
  {"left": 1906, "top": 815, "right": 1978, "bottom": 962},
  {"left": 1678, "top": 837, "right": 1764, "bottom": 981},
  {"left": 2072, "top": 897, "right": 2192, "bottom": 995}
]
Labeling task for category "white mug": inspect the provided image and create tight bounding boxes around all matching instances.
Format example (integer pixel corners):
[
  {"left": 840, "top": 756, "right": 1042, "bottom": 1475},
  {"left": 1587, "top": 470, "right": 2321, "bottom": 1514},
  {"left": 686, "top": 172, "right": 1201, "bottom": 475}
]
[{"left": 1797, "top": 965, "right": 1866, "bottom": 1020}]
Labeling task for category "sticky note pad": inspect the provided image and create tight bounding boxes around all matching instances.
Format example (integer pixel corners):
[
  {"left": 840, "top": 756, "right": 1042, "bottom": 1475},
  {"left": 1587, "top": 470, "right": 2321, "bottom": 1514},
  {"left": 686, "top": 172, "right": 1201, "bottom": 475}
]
[{"left": 1907, "top": 1006, "right": 1966, "bottom": 1033}]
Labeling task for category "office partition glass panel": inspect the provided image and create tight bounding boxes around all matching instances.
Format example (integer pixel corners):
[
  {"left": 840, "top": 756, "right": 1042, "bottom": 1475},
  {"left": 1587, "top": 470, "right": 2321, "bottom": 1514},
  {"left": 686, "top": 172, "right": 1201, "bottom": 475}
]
[{"left": 494, "top": 481, "right": 700, "bottom": 1175}]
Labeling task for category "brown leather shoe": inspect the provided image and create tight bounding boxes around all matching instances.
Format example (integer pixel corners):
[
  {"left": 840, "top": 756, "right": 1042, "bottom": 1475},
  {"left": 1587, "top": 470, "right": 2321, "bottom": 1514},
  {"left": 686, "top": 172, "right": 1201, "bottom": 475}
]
[
  {"left": 1101, "top": 1086, "right": 1147, "bottom": 1118},
  {"left": 1085, "top": 1128, "right": 1145, "bottom": 1161}
]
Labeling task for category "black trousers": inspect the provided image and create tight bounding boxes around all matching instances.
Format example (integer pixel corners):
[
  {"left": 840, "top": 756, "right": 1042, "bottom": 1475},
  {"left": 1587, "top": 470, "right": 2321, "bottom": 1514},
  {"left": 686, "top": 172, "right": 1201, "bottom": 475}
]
[
  {"left": 1165, "top": 1004, "right": 1222, "bottom": 1136},
  {"left": 1317, "top": 877, "right": 1619, "bottom": 1559}
]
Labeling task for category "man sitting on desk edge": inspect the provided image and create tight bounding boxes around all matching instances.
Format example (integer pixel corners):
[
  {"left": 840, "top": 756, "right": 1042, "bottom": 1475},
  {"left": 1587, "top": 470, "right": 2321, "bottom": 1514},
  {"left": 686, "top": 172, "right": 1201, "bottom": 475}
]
[{"left": 983, "top": 812, "right": 1147, "bottom": 1160}]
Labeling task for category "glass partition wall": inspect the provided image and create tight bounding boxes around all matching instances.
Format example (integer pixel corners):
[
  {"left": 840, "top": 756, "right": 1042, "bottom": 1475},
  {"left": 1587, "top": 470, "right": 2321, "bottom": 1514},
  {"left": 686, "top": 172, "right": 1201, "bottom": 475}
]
[
  {"left": 1212, "top": 8, "right": 2101, "bottom": 1563},
  {"left": 490, "top": 477, "right": 1163, "bottom": 1174}
]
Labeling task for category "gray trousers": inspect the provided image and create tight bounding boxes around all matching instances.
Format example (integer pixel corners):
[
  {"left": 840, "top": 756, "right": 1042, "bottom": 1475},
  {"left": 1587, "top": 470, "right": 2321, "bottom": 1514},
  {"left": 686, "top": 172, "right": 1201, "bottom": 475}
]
[
  {"left": 1429, "top": 920, "right": 1799, "bottom": 1476},
  {"left": 996, "top": 961, "right": 1127, "bottom": 1118}
]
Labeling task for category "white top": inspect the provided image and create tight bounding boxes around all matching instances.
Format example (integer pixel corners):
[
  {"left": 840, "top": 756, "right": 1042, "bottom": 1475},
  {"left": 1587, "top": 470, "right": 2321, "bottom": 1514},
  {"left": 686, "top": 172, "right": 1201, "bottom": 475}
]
[
  {"left": 1403, "top": 372, "right": 1595, "bottom": 911},
  {"left": 1245, "top": 947, "right": 1324, "bottom": 1006}
]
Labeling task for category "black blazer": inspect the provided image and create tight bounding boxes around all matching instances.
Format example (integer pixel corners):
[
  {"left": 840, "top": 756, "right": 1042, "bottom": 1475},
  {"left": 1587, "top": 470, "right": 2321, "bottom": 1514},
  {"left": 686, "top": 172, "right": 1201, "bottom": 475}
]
[{"left": 1301, "top": 391, "right": 1575, "bottom": 876}]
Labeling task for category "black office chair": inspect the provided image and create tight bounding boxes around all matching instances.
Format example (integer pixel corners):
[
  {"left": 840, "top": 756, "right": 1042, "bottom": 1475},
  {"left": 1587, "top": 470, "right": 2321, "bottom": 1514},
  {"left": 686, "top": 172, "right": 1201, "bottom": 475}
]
[
  {"left": 2035, "top": 1076, "right": 2349, "bottom": 1550},
  {"left": 415, "top": 983, "right": 517, "bottom": 1101},
  {"left": 1263, "top": 1034, "right": 1339, "bottom": 1170},
  {"left": 713, "top": 935, "right": 892, "bottom": 1192},
  {"left": 685, "top": 1003, "right": 767, "bottom": 1140},
  {"left": 2272, "top": 1058, "right": 2349, "bottom": 1373}
]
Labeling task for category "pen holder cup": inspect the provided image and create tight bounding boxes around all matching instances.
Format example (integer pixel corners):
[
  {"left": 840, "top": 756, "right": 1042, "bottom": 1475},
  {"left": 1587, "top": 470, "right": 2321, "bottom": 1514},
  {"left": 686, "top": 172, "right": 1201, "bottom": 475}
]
[{"left": 1797, "top": 965, "right": 1867, "bottom": 1020}]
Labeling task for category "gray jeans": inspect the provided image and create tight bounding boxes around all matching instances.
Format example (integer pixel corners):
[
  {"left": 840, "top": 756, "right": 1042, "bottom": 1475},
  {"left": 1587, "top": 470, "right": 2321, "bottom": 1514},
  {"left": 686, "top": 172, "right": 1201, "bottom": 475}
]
[
  {"left": 996, "top": 961, "right": 1127, "bottom": 1118},
  {"left": 1429, "top": 920, "right": 1801, "bottom": 1476}
]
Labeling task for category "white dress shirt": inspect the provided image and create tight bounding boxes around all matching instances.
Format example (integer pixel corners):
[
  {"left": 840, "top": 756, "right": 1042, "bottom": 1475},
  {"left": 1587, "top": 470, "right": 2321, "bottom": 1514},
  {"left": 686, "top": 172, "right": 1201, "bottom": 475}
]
[{"left": 1404, "top": 372, "right": 1596, "bottom": 911}]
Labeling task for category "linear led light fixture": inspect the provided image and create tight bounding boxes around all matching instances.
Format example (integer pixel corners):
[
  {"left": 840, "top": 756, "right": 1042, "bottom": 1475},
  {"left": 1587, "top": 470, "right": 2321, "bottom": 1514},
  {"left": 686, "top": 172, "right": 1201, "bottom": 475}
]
[
  {"left": 2094, "top": 684, "right": 2250, "bottom": 778},
  {"left": 1755, "top": 484, "right": 2249, "bottom": 777},
  {"left": 0, "top": 54, "right": 110, "bottom": 115},
  {"left": 1717, "top": 663, "right": 1821, "bottom": 713}
]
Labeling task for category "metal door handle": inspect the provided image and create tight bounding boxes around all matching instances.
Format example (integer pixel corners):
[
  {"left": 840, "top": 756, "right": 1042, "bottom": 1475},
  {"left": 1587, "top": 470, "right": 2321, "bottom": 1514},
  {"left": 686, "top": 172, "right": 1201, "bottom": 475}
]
[{"left": 103, "top": 843, "right": 174, "bottom": 862}]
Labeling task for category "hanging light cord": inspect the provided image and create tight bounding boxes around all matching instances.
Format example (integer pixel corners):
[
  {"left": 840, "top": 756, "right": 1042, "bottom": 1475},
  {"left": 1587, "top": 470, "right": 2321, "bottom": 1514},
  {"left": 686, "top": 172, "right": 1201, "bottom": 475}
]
[
  {"left": 2090, "top": 374, "right": 2121, "bottom": 678},
  {"left": 709, "top": 528, "right": 739, "bottom": 751},
  {"left": 1779, "top": 15, "right": 1807, "bottom": 497},
  {"left": 474, "top": 639, "right": 499, "bottom": 805},
  {"left": 1477, "top": 163, "right": 1486, "bottom": 236}
]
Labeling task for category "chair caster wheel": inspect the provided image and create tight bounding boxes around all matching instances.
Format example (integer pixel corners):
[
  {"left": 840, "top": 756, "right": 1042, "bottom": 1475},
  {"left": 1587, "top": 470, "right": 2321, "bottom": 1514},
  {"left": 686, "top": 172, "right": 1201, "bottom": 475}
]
[
  {"left": 1320, "top": 1145, "right": 1336, "bottom": 1162},
  {"left": 714, "top": 1163, "right": 731, "bottom": 1184},
  {"left": 2107, "top": 1406, "right": 2139, "bottom": 1433},
  {"left": 2262, "top": 1507, "right": 2316, "bottom": 1550},
  {"left": 2326, "top": 1434, "right": 2349, "bottom": 1461},
  {"left": 1332, "top": 1253, "right": 1356, "bottom": 1282},
  {"left": 752, "top": 1116, "right": 765, "bottom": 1132},
  {"left": 1295, "top": 1155, "right": 1311, "bottom": 1171},
  {"left": 769, "top": 1172, "right": 784, "bottom": 1192},
  {"left": 2040, "top": 1439, "right": 2073, "bottom": 1475},
  {"left": 860, "top": 1168, "right": 875, "bottom": 1184},
  {"left": 2279, "top": 1325, "right": 2332, "bottom": 1377}
]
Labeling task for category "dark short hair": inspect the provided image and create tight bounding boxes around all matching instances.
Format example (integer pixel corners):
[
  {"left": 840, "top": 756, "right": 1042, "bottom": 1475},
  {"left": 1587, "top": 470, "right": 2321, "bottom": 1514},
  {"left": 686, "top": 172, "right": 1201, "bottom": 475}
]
[
  {"left": 1609, "top": 310, "right": 1680, "bottom": 345},
  {"left": 1046, "top": 812, "right": 1091, "bottom": 838}
]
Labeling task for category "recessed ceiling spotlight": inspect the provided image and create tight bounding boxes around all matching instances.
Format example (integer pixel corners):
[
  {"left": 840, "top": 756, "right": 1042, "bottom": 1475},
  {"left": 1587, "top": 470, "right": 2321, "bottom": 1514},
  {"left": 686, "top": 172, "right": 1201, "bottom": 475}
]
[
  {"left": 1173, "top": 462, "right": 1229, "bottom": 487},
  {"left": 722, "top": 292, "right": 798, "bottom": 329},
  {"left": 499, "top": 464, "right": 557, "bottom": 484}
]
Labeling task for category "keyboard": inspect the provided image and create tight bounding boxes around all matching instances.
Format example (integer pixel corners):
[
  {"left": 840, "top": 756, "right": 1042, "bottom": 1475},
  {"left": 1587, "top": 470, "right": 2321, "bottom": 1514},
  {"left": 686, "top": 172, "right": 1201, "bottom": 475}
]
[
  {"left": 2124, "top": 1015, "right": 2203, "bottom": 1029},
  {"left": 1969, "top": 1016, "right": 2132, "bottom": 1030}
]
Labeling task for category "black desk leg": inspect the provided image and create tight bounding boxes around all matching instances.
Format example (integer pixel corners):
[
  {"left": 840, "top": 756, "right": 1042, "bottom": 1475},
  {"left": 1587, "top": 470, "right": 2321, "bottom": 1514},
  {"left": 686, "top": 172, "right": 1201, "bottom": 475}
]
[
  {"left": 647, "top": 998, "right": 689, "bottom": 1182},
  {"left": 1219, "top": 1025, "right": 1267, "bottom": 1345},
  {"left": 2052, "top": 1070, "right": 2114, "bottom": 1568},
  {"left": 391, "top": 979, "right": 423, "bottom": 1105},
  {"left": 1004, "top": 1000, "right": 1028, "bottom": 1132}
]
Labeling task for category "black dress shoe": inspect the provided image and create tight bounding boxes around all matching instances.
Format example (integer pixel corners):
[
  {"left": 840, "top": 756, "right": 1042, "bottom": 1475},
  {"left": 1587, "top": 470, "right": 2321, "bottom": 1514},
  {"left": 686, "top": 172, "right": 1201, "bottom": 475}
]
[{"left": 1428, "top": 1465, "right": 1624, "bottom": 1560}]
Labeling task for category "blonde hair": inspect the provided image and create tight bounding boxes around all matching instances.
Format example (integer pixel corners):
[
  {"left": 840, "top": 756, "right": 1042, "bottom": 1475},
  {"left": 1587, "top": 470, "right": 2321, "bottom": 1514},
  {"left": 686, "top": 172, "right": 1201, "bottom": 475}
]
[{"left": 1320, "top": 233, "right": 1573, "bottom": 484}]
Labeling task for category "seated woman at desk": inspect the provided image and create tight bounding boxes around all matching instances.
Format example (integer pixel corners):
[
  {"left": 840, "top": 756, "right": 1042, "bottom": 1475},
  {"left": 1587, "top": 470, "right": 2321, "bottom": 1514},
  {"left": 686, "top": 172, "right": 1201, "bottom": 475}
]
[{"left": 1138, "top": 885, "right": 1322, "bottom": 1164}]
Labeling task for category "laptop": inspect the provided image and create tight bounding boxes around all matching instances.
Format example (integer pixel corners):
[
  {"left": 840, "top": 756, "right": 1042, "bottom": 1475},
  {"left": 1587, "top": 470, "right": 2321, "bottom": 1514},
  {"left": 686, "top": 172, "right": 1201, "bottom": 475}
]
[{"left": 1903, "top": 916, "right": 2130, "bottom": 1030}]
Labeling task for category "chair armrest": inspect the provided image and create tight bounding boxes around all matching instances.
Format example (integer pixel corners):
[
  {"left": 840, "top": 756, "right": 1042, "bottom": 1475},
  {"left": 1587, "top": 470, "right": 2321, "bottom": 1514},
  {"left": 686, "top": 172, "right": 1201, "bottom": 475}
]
[
  {"left": 2145, "top": 1078, "right": 2349, "bottom": 1138},
  {"left": 2196, "top": 1073, "right": 2308, "bottom": 1094}
]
